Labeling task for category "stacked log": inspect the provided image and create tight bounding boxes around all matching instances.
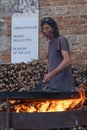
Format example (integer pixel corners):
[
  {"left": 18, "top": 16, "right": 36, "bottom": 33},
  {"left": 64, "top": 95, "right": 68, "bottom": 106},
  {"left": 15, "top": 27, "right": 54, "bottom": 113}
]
[
  {"left": 0, "top": 60, "right": 48, "bottom": 92},
  {"left": 0, "top": 60, "right": 87, "bottom": 92},
  {"left": 72, "top": 65, "right": 87, "bottom": 89}
]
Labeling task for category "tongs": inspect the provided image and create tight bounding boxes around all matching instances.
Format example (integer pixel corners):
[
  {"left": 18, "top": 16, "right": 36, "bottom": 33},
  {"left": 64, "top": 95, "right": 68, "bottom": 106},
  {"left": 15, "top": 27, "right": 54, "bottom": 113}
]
[
  {"left": 32, "top": 80, "right": 49, "bottom": 91},
  {"left": 17, "top": 78, "right": 30, "bottom": 92}
]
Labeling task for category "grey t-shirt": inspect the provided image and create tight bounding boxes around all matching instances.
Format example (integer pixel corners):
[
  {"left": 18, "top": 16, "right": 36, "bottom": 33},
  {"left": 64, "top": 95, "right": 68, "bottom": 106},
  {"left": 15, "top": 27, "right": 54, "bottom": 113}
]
[{"left": 48, "top": 35, "right": 73, "bottom": 91}]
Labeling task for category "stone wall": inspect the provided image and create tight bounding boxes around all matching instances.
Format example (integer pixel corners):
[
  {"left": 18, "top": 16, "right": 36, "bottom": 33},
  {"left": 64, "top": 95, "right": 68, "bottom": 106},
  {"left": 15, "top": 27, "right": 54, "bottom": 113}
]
[
  {"left": 0, "top": 0, "right": 87, "bottom": 65},
  {"left": 0, "top": 0, "right": 11, "bottom": 63}
]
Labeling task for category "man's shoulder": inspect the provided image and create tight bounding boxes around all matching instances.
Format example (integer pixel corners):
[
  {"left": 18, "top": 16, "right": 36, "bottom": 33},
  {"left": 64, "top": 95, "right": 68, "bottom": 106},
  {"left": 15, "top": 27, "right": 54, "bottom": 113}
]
[{"left": 58, "top": 35, "right": 66, "bottom": 40}]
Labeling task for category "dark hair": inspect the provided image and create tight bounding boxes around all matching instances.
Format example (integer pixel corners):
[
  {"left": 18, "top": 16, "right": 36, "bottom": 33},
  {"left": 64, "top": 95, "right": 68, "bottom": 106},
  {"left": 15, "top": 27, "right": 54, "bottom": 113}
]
[{"left": 41, "top": 17, "right": 59, "bottom": 38}]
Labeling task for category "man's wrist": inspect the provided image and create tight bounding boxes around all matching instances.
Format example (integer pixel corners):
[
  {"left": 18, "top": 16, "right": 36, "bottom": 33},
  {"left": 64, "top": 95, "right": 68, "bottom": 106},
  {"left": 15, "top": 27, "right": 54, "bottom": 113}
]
[{"left": 52, "top": 69, "right": 58, "bottom": 76}]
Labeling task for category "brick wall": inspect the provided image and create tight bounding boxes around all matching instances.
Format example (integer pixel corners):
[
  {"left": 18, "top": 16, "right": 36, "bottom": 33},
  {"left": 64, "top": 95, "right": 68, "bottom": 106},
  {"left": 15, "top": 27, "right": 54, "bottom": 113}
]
[
  {"left": 39, "top": 0, "right": 87, "bottom": 66},
  {"left": 0, "top": 0, "right": 87, "bottom": 65}
]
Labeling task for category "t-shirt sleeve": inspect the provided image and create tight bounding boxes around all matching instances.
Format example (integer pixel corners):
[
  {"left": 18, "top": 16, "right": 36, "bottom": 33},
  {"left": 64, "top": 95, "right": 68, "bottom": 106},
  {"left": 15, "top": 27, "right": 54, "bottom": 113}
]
[{"left": 58, "top": 36, "right": 70, "bottom": 52}]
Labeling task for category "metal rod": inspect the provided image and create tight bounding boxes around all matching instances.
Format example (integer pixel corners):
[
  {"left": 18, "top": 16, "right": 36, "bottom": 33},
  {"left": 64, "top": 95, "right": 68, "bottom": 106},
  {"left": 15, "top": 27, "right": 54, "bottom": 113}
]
[
  {"left": 0, "top": 91, "right": 82, "bottom": 99},
  {"left": 6, "top": 98, "right": 10, "bottom": 130}
]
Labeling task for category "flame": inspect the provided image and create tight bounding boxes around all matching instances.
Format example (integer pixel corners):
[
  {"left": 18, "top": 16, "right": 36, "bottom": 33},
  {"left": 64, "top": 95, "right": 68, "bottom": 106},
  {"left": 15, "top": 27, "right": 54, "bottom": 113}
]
[{"left": 9, "top": 85, "right": 85, "bottom": 112}]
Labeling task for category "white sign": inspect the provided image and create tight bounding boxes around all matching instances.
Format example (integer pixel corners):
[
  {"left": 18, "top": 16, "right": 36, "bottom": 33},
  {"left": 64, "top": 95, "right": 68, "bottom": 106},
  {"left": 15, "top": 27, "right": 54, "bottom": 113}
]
[{"left": 11, "top": 0, "right": 39, "bottom": 63}]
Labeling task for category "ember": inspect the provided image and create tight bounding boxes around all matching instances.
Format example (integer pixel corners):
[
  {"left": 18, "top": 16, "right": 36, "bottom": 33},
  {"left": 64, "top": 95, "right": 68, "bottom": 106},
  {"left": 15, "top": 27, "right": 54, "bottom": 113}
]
[{"left": 9, "top": 85, "right": 85, "bottom": 112}]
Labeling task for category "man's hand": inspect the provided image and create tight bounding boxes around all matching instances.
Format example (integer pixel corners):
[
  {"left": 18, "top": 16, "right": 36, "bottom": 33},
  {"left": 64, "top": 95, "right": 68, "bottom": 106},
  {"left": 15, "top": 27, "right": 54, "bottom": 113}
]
[{"left": 42, "top": 72, "right": 54, "bottom": 83}]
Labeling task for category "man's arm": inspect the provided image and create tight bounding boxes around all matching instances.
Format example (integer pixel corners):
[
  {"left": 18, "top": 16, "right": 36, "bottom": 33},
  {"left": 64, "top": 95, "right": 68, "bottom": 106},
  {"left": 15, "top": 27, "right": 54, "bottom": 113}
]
[{"left": 42, "top": 50, "right": 71, "bottom": 83}]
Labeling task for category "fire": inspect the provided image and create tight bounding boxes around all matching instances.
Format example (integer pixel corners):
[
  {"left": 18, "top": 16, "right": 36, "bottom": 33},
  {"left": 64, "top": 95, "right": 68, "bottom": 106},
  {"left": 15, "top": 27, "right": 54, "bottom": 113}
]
[{"left": 10, "top": 85, "right": 85, "bottom": 112}]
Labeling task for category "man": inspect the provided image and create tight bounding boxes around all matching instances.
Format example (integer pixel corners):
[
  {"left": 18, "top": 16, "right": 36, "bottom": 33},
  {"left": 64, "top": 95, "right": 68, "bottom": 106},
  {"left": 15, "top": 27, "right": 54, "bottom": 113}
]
[
  {"left": 41, "top": 17, "right": 74, "bottom": 92},
  {"left": 41, "top": 17, "right": 73, "bottom": 130}
]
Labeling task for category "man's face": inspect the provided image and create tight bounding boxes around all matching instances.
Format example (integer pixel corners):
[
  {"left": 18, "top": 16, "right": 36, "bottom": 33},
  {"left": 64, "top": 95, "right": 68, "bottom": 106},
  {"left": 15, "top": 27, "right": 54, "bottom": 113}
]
[{"left": 42, "top": 23, "right": 54, "bottom": 39}]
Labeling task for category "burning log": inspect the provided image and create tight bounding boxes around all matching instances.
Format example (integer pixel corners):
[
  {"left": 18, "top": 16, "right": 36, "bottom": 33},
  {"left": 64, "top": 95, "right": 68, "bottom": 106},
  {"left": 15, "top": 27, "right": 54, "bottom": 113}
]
[
  {"left": 0, "top": 85, "right": 86, "bottom": 129},
  {"left": 8, "top": 85, "right": 85, "bottom": 112}
]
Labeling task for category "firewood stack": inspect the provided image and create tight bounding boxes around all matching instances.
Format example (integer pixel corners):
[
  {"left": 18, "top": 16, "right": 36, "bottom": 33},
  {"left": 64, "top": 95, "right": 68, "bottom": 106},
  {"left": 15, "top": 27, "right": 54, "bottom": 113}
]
[
  {"left": 0, "top": 60, "right": 87, "bottom": 92},
  {"left": 72, "top": 65, "right": 87, "bottom": 89},
  {"left": 0, "top": 60, "right": 48, "bottom": 92}
]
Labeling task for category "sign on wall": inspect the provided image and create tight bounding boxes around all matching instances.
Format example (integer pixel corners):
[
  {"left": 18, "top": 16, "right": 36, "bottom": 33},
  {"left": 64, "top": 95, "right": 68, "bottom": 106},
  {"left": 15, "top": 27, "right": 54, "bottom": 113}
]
[{"left": 11, "top": 0, "right": 39, "bottom": 63}]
